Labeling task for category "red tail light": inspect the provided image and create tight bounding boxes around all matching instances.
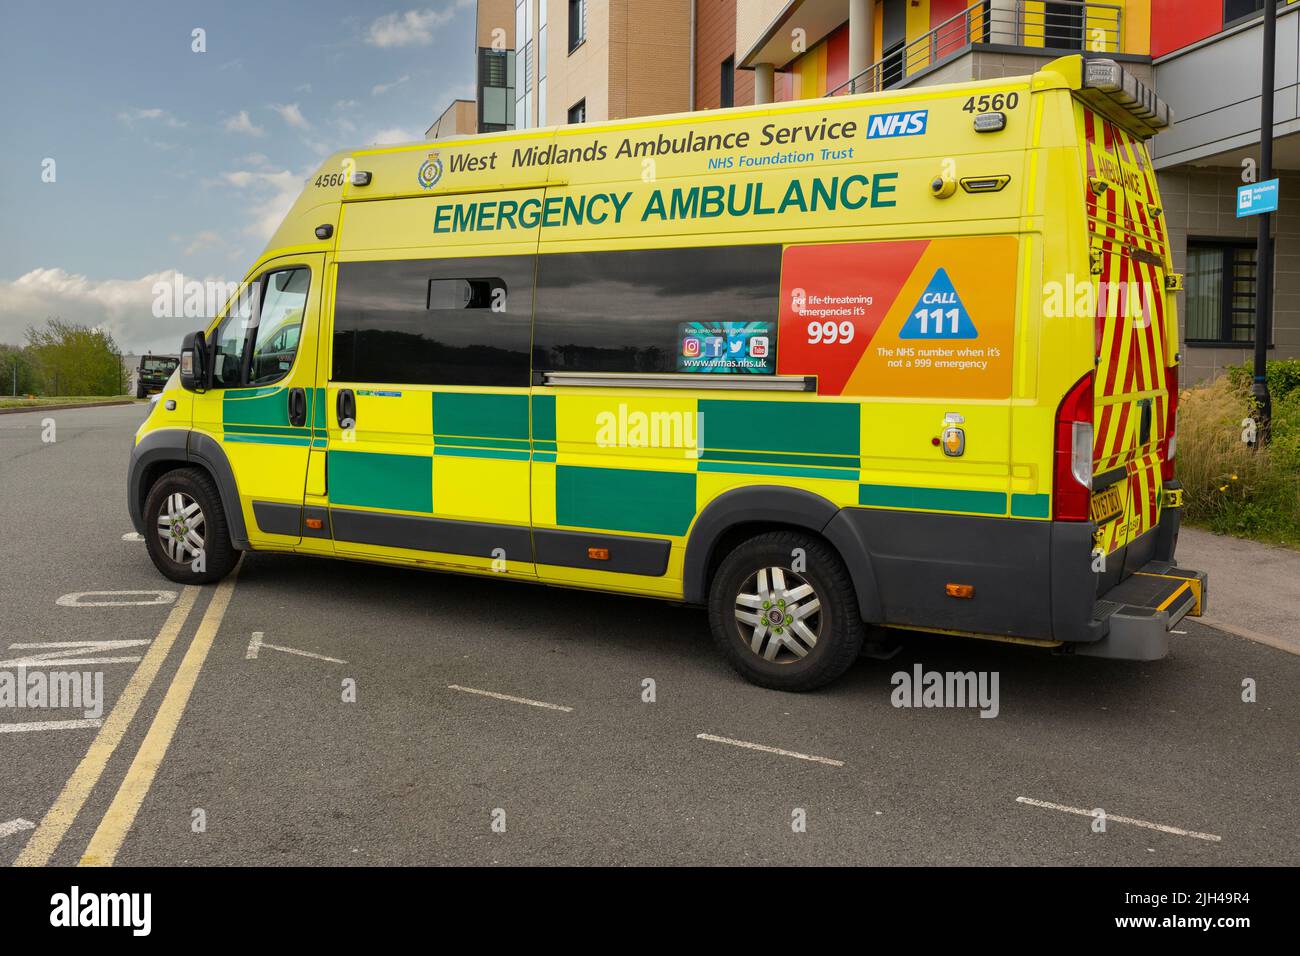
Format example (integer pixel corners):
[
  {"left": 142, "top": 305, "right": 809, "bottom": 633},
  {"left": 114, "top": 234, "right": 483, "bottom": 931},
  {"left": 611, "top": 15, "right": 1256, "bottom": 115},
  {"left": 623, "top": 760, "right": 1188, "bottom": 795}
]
[
  {"left": 1160, "top": 364, "right": 1178, "bottom": 481},
  {"left": 1053, "top": 372, "right": 1095, "bottom": 522}
]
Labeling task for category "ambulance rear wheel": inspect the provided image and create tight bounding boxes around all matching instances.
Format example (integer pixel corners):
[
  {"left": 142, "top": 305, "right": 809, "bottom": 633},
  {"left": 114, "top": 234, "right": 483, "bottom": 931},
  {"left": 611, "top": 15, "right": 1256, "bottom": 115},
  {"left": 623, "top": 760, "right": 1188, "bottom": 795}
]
[
  {"left": 143, "top": 467, "right": 240, "bottom": 584},
  {"left": 708, "top": 531, "right": 864, "bottom": 691}
]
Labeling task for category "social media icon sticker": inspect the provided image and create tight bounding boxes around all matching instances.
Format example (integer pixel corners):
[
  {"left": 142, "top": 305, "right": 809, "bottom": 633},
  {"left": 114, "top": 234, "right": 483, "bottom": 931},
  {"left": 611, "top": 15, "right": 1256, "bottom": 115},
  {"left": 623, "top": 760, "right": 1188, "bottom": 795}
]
[
  {"left": 749, "top": 336, "right": 769, "bottom": 358},
  {"left": 682, "top": 337, "right": 701, "bottom": 357}
]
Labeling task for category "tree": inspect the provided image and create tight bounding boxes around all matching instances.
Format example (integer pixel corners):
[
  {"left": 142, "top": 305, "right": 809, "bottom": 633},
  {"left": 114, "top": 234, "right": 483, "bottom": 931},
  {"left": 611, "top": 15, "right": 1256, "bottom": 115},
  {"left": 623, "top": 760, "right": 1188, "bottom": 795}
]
[
  {"left": 0, "top": 344, "right": 43, "bottom": 396},
  {"left": 25, "top": 318, "right": 124, "bottom": 396}
]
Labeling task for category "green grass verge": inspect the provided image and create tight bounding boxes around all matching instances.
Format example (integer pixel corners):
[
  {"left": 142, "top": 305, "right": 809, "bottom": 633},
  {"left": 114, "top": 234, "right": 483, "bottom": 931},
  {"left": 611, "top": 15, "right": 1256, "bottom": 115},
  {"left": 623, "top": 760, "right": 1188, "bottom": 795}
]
[{"left": 0, "top": 395, "right": 141, "bottom": 409}]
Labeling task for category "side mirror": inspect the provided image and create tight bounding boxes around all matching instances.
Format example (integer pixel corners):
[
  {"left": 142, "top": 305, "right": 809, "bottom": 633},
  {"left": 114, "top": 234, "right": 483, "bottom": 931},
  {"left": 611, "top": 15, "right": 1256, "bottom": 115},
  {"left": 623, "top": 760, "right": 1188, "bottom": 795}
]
[{"left": 179, "top": 330, "right": 207, "bottom": 392}]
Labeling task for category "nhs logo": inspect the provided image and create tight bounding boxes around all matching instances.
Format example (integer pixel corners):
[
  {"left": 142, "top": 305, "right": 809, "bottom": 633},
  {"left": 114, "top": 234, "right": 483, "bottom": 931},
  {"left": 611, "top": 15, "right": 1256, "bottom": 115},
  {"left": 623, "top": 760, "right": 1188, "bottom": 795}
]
[{"left": 866, "top": 110, "right": 928, "bottom": 139}]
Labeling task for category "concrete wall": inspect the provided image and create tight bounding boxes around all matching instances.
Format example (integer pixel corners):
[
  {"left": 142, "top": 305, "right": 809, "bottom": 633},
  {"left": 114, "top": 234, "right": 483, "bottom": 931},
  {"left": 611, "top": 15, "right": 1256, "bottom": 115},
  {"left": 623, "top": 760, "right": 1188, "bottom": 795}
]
[
  {"left": 1152, "top": 4, "right": 1300, "bottom": 169},
  {"left": 1158, "top": 166, "right": 1300, "bottom": 383},
  {"left": 696, "top": 0, "right": 754, "bottom": 109},
  {"left": 544, "top": 0, "right": 610, "bottom": 122},
  {"left": 736, "top": 0, "right": 791, "bottom": 64},
  {"left": 476, "top": 0, "right": 516, "bottom": 48},
  {"left": 427, "top": 99, "right": 477, "bottom": 139},
  {"left": 890, "top": 47, "right": 1154, "bottom": 88},
  {"left": 620, "top": 0, "right": 693, "bottom": 119},
  {"left": 545, "top": 0, "right": 691, "bottom": 123}
]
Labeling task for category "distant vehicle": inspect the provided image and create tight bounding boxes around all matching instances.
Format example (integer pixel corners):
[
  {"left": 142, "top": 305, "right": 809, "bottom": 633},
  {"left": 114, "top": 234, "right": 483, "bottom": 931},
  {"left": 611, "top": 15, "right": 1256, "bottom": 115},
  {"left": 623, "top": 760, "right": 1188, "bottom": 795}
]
[{"left": 134, "top": 355, "right": 179, "bottom": 398}]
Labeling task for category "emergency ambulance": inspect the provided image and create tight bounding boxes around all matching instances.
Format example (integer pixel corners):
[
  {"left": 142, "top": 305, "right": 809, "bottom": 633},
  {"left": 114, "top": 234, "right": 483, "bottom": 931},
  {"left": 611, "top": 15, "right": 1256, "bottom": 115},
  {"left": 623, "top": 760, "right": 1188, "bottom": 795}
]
[{"left": 128, "top": 55, "right": 1206, "bottom": 690}]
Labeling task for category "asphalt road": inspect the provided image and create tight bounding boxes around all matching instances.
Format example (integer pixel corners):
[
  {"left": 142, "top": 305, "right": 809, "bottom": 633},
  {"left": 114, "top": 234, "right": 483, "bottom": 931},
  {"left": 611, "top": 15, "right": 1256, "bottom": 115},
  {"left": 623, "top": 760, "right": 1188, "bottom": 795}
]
[{"left": 1, "top": 403, "right": 1297, "bottom": 866}]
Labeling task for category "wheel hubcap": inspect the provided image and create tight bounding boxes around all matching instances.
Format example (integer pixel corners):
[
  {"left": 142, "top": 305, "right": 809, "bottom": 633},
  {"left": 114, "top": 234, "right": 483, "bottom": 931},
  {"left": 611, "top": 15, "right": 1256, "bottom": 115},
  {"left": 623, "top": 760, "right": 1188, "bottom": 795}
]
[
  {"left": 157, "top": 492, "right": 205, "bottom": 564},
  {"left": 734, "top": 566, "right": 822, "bottom": 663}
]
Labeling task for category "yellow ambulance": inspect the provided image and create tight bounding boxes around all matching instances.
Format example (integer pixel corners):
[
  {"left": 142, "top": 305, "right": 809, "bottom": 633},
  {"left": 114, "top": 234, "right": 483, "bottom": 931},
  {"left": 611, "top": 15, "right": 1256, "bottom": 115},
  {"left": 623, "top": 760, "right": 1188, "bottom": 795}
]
[{"left": 129, "top": 54, "right": 1206, "bottom": 690}]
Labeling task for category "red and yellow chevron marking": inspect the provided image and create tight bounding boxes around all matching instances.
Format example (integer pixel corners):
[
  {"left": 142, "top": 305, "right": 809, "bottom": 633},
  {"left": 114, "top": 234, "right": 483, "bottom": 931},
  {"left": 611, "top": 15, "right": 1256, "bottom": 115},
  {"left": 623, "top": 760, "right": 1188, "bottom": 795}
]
[{"left": 1080, "top": 107, "right": 1176, "bottom": 554}]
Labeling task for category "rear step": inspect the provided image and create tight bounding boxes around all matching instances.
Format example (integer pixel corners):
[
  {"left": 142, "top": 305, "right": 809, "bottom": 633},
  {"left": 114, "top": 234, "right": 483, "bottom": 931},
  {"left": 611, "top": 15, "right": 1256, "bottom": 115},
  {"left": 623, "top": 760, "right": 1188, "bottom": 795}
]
[{"left": 1072, "top": 563, "right": 1208, "bottom": 661}]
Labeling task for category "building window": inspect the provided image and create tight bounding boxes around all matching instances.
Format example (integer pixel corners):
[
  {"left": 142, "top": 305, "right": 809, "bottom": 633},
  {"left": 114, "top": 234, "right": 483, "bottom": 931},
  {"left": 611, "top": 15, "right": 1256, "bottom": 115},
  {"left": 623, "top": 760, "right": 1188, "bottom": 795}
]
[
  {"left": 1185, "top": 238, "right": 1261, "bottom": 346},
  {"left": 567, "top": 99, "right": 586, "bottom": 124},
  {"left": 1043, "top": 2, "right": 1085, "bottom": 50},
  {"left": 720, "top": 55, "right": 735, "bottom": 108},
  {"left": 569, "top": 0, "right": 586, "bottom": 52},
  {"left": 1224, "top": 1, "right": 1278, "bottom": 27},
  {"left": 478, "top": 48, "right": 515, "bottom": 132},
  {"left": 881, "top": 0, "right": 906, "bottom": 88}
]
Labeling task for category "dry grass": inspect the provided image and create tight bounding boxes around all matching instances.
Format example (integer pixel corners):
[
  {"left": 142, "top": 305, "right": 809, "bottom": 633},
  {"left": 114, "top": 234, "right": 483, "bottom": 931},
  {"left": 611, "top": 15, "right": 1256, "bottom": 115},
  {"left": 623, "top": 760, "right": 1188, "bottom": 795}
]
[{"left": 1177, "top": 373, "right": 1300, "bottom": 547}]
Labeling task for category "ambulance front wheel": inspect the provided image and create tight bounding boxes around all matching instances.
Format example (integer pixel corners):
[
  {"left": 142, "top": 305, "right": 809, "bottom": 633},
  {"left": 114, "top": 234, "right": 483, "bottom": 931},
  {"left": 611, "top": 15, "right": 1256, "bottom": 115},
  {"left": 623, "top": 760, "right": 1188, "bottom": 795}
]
[
  {"left": 143, "top": 467, "right": 241, "bottom": 585},
  {"left": 707, "top": 530, "right": 865, "bottom": 691}
]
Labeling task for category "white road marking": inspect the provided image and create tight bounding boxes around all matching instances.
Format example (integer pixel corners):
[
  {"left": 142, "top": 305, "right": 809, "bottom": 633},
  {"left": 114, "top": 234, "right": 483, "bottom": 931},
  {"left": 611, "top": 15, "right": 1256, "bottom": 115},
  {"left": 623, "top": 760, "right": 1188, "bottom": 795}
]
[
  {"left": 0, "top": 819, "right": 36, "bottom": 839},
  {"left": 0, "top": 719, "right": 104, "bottom": 734},
  {"left": 1015, "top": 797, "right": 1222, "bottom": 842},
  {"left": 447, "top": 684, "right": 573, "bottom": 712},
  {"left": 696, "top": 733, "right": 844, "bottom": 767},
  {"left": 56, "top": 590, "right": 175, "bottom": 608},
  {"left": 0, "top": 640, "right": 149, "bottom": 668},
  {"left": 121, "top": 532, "right": 144, "bottom": 542},
  {"left": 245, "top": 631, "right": 346, "bottom": 664}
]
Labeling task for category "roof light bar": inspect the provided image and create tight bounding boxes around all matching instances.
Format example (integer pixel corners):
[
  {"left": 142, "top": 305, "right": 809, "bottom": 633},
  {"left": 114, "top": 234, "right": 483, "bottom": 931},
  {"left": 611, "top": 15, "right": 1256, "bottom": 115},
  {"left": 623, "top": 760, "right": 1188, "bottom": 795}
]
[{"left": 1080, "top": 59, "right": 1173, "bottom": 136}]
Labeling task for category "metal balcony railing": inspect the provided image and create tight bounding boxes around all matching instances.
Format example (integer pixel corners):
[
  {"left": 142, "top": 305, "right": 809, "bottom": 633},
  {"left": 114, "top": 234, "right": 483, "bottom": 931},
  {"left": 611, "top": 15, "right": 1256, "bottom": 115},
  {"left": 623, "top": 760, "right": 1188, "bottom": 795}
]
[{"left": 829, "top": 0, "right": 1122, "bottom": 97}]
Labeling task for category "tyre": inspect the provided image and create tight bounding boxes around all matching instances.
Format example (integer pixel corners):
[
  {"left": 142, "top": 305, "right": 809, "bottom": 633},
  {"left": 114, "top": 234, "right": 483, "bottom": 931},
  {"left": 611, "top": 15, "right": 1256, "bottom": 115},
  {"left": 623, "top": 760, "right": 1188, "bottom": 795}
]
[
  {"left": 707, "top": 531, "right": 865, "bottom": 691},
  {"left": 142, "top": 467, "right": 240, "bottom": 584}
]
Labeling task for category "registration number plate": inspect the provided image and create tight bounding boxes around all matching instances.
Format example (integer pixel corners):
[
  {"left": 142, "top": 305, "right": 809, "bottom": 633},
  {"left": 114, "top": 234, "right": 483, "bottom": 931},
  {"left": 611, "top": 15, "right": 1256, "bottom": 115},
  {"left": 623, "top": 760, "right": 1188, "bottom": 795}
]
[{"left": 1090, "top": 485, "right": 1123, "bottom": 524}]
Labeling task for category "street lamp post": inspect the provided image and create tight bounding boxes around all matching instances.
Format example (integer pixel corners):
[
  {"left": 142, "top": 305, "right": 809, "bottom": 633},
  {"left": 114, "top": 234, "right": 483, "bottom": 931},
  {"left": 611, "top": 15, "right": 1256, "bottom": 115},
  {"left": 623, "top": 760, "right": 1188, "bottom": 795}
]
[{"left": 1253, "top": 0, "right": 1278, "bottom": 444}]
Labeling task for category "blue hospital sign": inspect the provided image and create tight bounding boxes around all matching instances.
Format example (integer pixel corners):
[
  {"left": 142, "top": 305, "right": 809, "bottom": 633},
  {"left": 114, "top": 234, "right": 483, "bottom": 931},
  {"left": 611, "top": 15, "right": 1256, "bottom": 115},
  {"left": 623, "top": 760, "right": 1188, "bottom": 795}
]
[
  {"left": 899, "top": 268, "right": 978, "bottom": 339},
  {"left": 1237, "top": 179, "right": 1279, "bottom": 217}
]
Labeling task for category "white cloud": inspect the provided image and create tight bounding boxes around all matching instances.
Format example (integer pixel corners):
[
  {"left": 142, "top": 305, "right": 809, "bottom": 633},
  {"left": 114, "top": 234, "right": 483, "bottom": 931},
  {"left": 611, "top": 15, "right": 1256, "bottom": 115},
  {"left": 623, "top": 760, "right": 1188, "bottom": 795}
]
[
  {"left": 365, "top": 3, "right": 471, "bottom": 47},
  {"left": 270, "top": 102, "right": 310, "bottom": 130},
  {"left": 117, "top": 107, "right": 187, "bottom": 129},
  {"left": 180, "top": 230, "right": 228, "bottom": 257},
  {"left": 334, "top": 98, "right": 359, "bottom": 112},
  {"left": 371, "top": 75, "right": 410, "bottom": 96},
  {"left": 223, "top": 110, "right": 265, "bottom": 136},
  {"left": 216, "top": 166, "right": 308, "bottom": 242},
  {"left": 368, "top": 127, "right": 421, "bottom": 146},
  {"left": 0, "top": 268, "right": 230, "bottom": 354}
]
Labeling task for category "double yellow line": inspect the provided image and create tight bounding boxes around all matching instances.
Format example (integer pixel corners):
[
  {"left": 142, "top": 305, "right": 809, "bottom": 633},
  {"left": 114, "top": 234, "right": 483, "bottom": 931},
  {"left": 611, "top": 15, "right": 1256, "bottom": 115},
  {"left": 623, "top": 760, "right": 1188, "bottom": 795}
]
[{"left": 16, "top": 572, "right": 238, "bottom": 867}]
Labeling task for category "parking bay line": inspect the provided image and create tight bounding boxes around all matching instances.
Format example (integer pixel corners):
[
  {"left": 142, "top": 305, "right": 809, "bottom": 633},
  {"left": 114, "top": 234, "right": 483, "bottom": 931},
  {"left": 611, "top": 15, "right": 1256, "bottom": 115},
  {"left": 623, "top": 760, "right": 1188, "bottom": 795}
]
[
  {"left": 80, "top": 573, "right": 239, "bottom": 867},
  {"left": 696, "top": 733, "right": 845, "bottom": 768},
  {"left": 1015, "top": 796, "right": 1222, "bottom": 843},
  {"left": 447, "top": 684, "right": 573, "bottom": 713},
  {"left": 0, "top": 719, "right": 103, "bottom": 734},
  {"left": 14, "top": 585, "right": 200, "bottom": 867},
  {"left": 0, "top": 819, "right": 36, "bottom": 839},
  {"left": 246, "top": 630, "right": 346, "bottom": 664}
]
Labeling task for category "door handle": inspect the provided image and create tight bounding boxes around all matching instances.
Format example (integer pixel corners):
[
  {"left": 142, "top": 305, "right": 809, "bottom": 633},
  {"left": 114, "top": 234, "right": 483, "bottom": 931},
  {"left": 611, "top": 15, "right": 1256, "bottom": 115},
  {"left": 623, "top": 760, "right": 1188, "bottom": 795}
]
[
  {"left": 287, "top": 387, "right": 306, "bottom": 427},
  {"left": 1138, "top": 398, "right": 1153, "bottom": 445},
  {"left": 336, "top": 388, "right": 356, "bottom": 428}
]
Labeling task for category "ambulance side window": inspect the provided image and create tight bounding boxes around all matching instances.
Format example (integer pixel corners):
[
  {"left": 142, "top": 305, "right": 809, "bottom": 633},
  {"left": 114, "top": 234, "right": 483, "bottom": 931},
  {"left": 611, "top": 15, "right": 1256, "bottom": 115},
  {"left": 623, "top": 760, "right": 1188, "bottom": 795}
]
[
  {"left": 209, "top": 267, "right": 309, "bottom": 388},
  {"left": 532, "top": 245, "right": 782, "bottom": 374},
  {"left": 332, "top": 257, "right": 531, "bottom": 386},
  {"left": 249, "top": 269, "right": 309, "bottom": 385}
]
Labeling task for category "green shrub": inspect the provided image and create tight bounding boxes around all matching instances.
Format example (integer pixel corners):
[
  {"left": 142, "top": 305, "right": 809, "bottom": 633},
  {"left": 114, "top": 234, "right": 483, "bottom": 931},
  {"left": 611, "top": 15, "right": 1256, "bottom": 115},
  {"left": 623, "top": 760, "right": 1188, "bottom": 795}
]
[{"left": 1224, "top": 358, "right": 1300, "bottom": 403}]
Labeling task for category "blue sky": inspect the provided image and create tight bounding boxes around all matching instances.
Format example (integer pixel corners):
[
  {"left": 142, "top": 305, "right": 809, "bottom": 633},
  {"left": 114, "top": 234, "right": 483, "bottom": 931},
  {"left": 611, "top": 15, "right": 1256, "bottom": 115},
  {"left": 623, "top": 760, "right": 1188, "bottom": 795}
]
[{"left": 0, "top": 0, "right": 476, "bottom": 352}]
